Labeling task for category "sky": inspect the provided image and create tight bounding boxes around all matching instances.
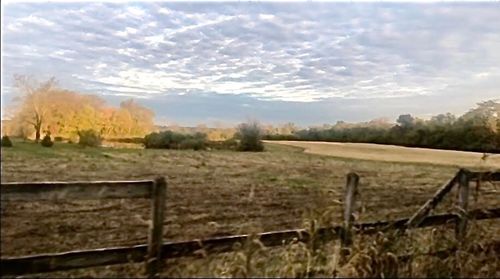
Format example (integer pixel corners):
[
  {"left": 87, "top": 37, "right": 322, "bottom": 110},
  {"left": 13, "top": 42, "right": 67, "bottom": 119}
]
[{"left": 2, "top": 1, "right": 500, "bottom": 127}]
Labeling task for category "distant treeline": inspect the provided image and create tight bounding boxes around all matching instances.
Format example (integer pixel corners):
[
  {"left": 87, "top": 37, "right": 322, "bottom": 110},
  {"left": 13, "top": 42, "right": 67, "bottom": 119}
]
[
  {"left": 264, "top": 101, "right": 500, "bottom": 153},
  {"left": 4, "top": 75, "right": 498, "bottom": 153}
]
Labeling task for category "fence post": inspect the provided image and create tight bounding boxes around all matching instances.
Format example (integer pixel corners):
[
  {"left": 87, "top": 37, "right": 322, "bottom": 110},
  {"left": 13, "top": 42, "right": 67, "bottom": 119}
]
[
  {"left": 146, "top": 177, "right": 167, "bottom": 278},
  {"left": 455, "top": 169, "right": 469, "bottom": 243},
  {"left": 341, "top": 172, "right": 359, "bottom": 257},
  {"left": 474, "top": 173, "right": 481, "bottom": 203}
]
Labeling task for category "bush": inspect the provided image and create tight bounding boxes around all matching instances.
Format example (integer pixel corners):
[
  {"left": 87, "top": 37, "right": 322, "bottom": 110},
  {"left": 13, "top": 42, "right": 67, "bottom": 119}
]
[
  {"left": 206, "top": 138, "right": 239, "bottom": 150},
  {"left": 179, "top": 138, "right": 206, "bottom": 151},
  {"left": 54, "top": 136, "right": 64, "bottom": 142},
  {"left": 236, "top": 121, "right": 265, "bottom": 152},
  {"left": 222, "top": 138, "right": 238, "bottom": 150},
  {"left": 40, "top": 134, "right": 54, "bottom": 147},
  {"left": 144, "top": 131, "right": 208, "bottom": 150},
  {"left": 78, "top": 129, "right": 102, "bottom": 147},
  {"left": 108, "top": 137, "right": 144, "bottom": 144},
  {"left": 1, "top": 135, "right": 13, "bottom": 147},
  {"left": 144, "top": 131, "right": 173, "bottom": 149}
]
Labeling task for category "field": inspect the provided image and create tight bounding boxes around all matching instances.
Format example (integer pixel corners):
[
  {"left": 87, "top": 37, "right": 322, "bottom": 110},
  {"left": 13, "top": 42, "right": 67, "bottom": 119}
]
[
  {"left": 1, "top": 140, "right": 499, "bottom": 277},
  {"left": 269, "top": 140, "right": 500, "bottom": 169}
]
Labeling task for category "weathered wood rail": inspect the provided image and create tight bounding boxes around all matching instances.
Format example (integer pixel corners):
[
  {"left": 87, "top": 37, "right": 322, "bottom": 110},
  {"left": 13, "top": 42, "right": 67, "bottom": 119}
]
[
  {"left": 1, "top": 180, "right": 154, "bottom": 201},
  {"left": 468, "top": 171, "right": 500, "bottom": 181},
  {"left": 0, "top": 178, "right": 167, "bottom": 278},
  {"left": 1, "top": 170, "right": 499, "bottom": 276},
  {"left": 2, "top": 207, "right": 499, "bottom": 276}
]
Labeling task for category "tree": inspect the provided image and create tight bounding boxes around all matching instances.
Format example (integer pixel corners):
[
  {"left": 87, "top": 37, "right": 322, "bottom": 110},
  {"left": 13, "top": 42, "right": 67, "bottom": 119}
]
[
  {"left": 368, "top": 117, "right": 392, "bottom": 128},
  {"left": 279, "top": 122, "right": 298, "bottom": 135},
  {"left": 430, "top": 113, "right": 456, "bottom": 126},
  {"left": 9, "top": 75, "right": 157, "bottom": 140},
  {"left": 119, "top": 99, "right": 155, "bottom": 136},
  {"left": 462, "top": 100, "right": 500, "bottom": 132},
  {"left": 43, "top": 90, "right": 104, "bottom": 137},
  {"left": 207, "top": 129, "right": 225, "bottom": 141},
  {"left": 110, "top": 108, "right": 133, "bottom": 136},
  {"left": 12, "top": 75, "right": 57, "bottom": 142},
  {"left": 236, "top": 121, "right": 264, "bottom": 152},
  {"left": 396, "top": 114, "right": 415, "bottom": 128}
]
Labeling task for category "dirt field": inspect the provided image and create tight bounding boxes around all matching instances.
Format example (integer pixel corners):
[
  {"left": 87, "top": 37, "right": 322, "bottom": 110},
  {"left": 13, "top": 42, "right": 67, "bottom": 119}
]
[
  {"left": 1, "top": 140, "right": 499, "bottom": 277},
  {"left": 269, "top": 140, "right": 500, "bottom": 169}
]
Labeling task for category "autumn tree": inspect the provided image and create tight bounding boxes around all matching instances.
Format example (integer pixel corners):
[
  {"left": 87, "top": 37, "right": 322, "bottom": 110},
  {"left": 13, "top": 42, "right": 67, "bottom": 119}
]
[
  {"left": 109, "top": 108, "right": 133, "bottom": 136},
  {"left": 12, "top": 75, "right": 58, "bottom": 142},
  {"left": 119, "top": 99, "right": 155, "bottom": 137},
  {"left": 38, "top": 90, "right": 103, "bottom": 136},
  {"left": 279, "top": 122, "right": 298, "bottom": 135},
  {"left": 9, "top": 75, "right": 156, "bottom": 141}
]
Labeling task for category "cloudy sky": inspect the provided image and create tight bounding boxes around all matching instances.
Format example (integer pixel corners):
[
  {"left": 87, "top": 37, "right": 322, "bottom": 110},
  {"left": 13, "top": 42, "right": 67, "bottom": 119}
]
[{"left": 2, "top": 1, "right": 500, "bottom": 127}]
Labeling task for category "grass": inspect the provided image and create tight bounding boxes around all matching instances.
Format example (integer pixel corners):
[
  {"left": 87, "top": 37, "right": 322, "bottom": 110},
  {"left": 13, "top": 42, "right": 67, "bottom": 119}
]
[
  {"left": 1, "top": 139, "right": 499, "bottom": 277},
  {"left": 270, "top": 140, "right": 500, "bottom": 169}
]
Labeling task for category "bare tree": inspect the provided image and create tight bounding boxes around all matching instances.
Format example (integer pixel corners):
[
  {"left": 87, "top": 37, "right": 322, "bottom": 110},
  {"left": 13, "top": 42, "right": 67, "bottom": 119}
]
[{"left": 12, "top": 75, "right": 57, "bottom": 142}]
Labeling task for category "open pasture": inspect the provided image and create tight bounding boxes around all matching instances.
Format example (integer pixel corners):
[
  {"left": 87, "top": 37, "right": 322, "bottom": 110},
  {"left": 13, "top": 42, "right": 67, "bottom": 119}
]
[
  {"left": 1, "top": 140, "right": 499, "bottom": 277},
  {"left": 269, "top": 140, "right": 500, "bottom": 169}
]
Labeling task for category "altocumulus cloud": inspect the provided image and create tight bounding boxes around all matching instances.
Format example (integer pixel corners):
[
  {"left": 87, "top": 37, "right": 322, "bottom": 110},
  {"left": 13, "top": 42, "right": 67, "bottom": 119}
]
[{"left": 2, "top": 2, "right": 500, "bottom": 126}]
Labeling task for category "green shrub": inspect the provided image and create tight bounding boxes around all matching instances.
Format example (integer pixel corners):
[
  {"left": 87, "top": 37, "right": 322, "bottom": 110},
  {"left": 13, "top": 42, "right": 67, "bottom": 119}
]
[
  {"left": 144, "top": 131, "right": 208, "bottom": 150},
  {"left": 180, "top": 132, "right": 207, "bottom": 150},
  {"left": 179, "top": 138, "right": 206, "bottom": 150},
  {"left": 108, "top": 137, "right": 144, "bottom": 144},
  {"left": 222, "top": 138, "right": 238, "bottom": 150},
  {"left": 54, "top": 136, "right": 64, "bottom": 142},
  {"left": 144, "top": 131, "right": 173, "bottom": 149},
  {"left": 1, "top": 135, "right": 13, "bottom": 147},
  {"left": 236, "top": 121, "right": 264, "bottom": 152},
  {"left": 78, "top": 129, "right": 102, "bottom": 147},
  {"left": 206, "top": 138, "right": 239, "bottom": 150},
  {"left": 40, "top": 134, "right": 54, "bottom": 147}
]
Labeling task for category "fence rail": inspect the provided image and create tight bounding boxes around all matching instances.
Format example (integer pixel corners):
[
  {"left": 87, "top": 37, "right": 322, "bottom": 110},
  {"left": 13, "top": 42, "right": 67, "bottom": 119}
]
[
  {"left": 1, "top": 170, "right": 499, "bottom": 276},
  {"left": 2, "top": 207, "right": 499, "bottom": 276},
  {"left": 0, "top": 178, "right": 165, "bottom": 278},
  {"left": 0, "top": 180, "right": 154, "bottom": 201},
  {"left": 469, "top": 171, "right": 500, "bottom": 181}
]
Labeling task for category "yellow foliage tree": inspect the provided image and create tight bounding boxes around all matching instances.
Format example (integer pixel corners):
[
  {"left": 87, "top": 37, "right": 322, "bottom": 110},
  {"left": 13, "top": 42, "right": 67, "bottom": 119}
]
[{"left": 9, "top": 75, "right": 156, "bottom": 140}]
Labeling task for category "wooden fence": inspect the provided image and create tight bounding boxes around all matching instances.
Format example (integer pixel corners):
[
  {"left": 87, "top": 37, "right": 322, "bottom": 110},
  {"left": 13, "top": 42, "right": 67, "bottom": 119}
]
[
  {"left": 1, "top": 169, "right": 499, "bottom": 277},
  {"left": 1, "top": 178, "right": 167, "bottom": 278}
]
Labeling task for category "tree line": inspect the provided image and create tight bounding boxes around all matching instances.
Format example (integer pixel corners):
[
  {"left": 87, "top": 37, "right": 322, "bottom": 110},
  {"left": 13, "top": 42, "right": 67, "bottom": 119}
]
[
  {"left": 3, "top": 75, "right": 498, "bottom": 153},
  {"left": 264, "top": 100, "right": 500, "bottom": 153},
  {"left": 3, "top": 75, "right": 155, "bottom": 142}
]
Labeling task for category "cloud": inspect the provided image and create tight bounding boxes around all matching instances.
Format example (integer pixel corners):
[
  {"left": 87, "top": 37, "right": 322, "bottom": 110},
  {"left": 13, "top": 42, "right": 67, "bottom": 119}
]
[
  {"left": 2, "top": 2, "right": 500, "bottom": 124},
  {"left": 18, "top": 14, "right": 55, "bottom": 26}
]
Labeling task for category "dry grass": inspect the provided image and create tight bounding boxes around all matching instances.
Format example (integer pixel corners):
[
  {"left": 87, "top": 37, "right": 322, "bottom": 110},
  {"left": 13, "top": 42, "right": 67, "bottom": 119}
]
[
  {"left": 270, "top": 140, "right": 500, "bottom": 169},
  {"left": 1, "top": 140, "right": 499, "bottom": 277}
]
